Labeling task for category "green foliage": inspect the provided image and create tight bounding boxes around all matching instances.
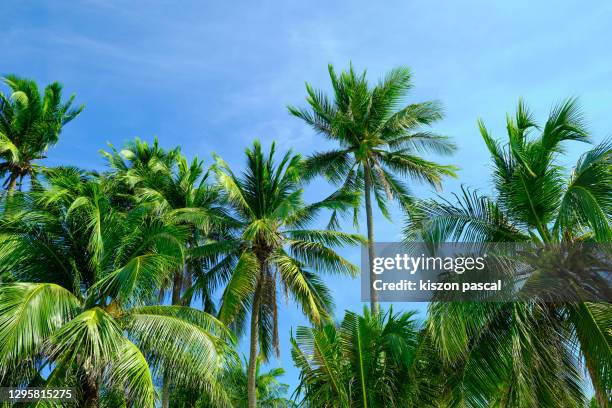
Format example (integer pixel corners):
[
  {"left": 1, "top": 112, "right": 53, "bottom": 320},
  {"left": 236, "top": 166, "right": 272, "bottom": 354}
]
[
  {"left": 407, "top": 99, "right": 612, "bottom": 407},
  {"left": 101, "top": 137, "right": 234, "bottom": 312},
  {"left": 0, "top": 76, "right": 83, "bottom": 192},
  {"left": 290, "top": 64, "right": 457, "bottom": 313},
  {"left": 206, "top": 140, "right": 362, "bottom": 408},
  {"left": 0, "top": 66, "right": 609, "bottom": 408},
  {"left": 0, "top": 168, "right": 236, "bottom": 407},
  {"left": 218, "top": 356, "right": 294, "bottom": 408},
  {"left": 169, "top": 356, "right": 294, "bottom": 408},
  {"left": 291, "top": 307, "right": 438, "bottom": 407}
]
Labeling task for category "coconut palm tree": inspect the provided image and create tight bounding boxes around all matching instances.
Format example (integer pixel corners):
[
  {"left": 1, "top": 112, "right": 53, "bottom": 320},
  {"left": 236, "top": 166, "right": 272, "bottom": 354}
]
[
  {"left": 102, "top": 138, "right": 231, "bottom": 311},
  {"left": 101, "top": 137, "right": 179, "bottom": 188},
  {"left": 291, "top": 307, "right": 439, "bottom": 407},
  {"left": 289, "top": 64, "right": 457, "bottom": 313},
  {"left": 102, "top": 138, "right": 234, "bottom": 408},
  {"left": 201, "top": 140, "right": 363, "bottom": 408},
  {"left": 406, "top": 99, "right": 612, "bottom": 407},
  {"left": 0, "top": 167, "right": 235, "bottom": 407},
  {"left": 0, "top": 75, "right": 83, "bottom": 193}
]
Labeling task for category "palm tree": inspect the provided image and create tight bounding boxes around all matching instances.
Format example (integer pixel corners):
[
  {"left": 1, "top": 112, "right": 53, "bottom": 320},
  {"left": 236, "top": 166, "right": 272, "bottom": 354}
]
[
  {"left": 289, "top": 64, "right": 457, "bottom": 313},
  {"left": 291, "top": 307, "right": 438, "bottom": 407},
  {"left": 102, "top": 138, "right": 230, "bottom": 311},
  {"left": 100, "top": 137, "right": 180, "bottom": 209},
  {"left": 406, "top": 99, "right": 612, "bottom": 406},
  {"left": 201, "top": 140, "right": 363, "bottom": 408},
  {"left": 0, "top": 75, "right": 83, "bottom": 192},
  {"left": 0, "top": 167, "right": 235, "bottom": 407},
  {"left": 102, "top": 138, "right": 233, "bottom": 407}
]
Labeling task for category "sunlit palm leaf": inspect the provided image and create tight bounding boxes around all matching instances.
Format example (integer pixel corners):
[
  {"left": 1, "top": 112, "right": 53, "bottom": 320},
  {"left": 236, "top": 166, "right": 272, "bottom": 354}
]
[{"left": 0, "top": 283, "right": 80, "bottom": 377}]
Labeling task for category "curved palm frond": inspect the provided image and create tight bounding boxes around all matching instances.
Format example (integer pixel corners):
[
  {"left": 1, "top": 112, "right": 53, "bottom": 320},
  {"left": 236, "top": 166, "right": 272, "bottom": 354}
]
[
  {"left": 0, "top": 283, "right": 81, "bottom": 381},
  {"left": 123, "top": 307, "right": 234, "bottom": 399},
  {"left": 555, "top": 139, "right": 612, "bottom": 241},
  {"left": 405, "top": 186, "right": 529, "bottom": 244}
]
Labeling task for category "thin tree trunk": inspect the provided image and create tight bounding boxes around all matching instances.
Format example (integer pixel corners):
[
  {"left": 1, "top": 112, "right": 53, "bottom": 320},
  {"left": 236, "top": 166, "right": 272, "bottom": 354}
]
[
  {"left": 6, "top": 171, "right": 18, "bottom": 193},
  {"left": 171, "top": 270, "right": 183, "bottom": 305},
  {"left": 162, "top": 270, "right": 184, "bottom": 408},
  {"left": 83, "top": 375, "right": 99, "bottom": 408},
  {"left": 181, "top": 242, "right": 194, "bottom": 306},
  {"left": 248, "top": 278, "right": 263, "bottom": 408},
  {"left": 162, "top": 370, "right": 171, "bottom": 408},
  {"left": 181, "top": 264, "right": 193, "bottom": 306},
  {"left": 363, "top": 165, "right": 379, "bottom": 314}
]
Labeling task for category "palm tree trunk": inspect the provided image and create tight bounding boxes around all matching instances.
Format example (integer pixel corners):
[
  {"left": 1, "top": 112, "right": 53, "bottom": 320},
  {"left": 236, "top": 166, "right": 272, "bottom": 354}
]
[
  {"left": 182, "top": 264, "right": 193, "bottom": 306},
  {"left": 162, "top": 370, "right": 171, "bottom": 408},
  {"left": 162, "top": 270, "right": 184, "bottom": 408},
  {"left": 171, "top": 270, "right": 183, "bottom": 305},
  {"left": 248, "top": 278, "right": 263, "bottom": 408},
  {"left": 83, "top": 375, "right": 99, "bottom": 408},
  {"left": 181, "top": 242, "right": 194, "bottom": 306},
  {"left": 363, "top": 165, "right": 379, "bottom": 314},
  {"left": 6, "top": 171, "right": 18, "bottom": 193}
]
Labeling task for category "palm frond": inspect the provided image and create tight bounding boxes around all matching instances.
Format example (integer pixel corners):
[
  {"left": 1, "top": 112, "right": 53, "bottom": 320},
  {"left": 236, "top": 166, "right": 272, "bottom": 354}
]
[
  {"left": 287, "top": 239, "right": 359, "bottom": 277},
  {"left": 284, "top": 229, "right": 365, "bottom": 247},
  {"left": 48, "top": 307, "right": 124, "bottom": 377},
  {"left": 123, "top": 308, "right": 234, "bottom": 398},
  {"left": 386, "top": 132, "right": 456, "bottom": 156},
  {"left": 273, "top": 251, "right": 333, "bottom": 325},
  {"left": 377, "top": 150, "right": 457, "bottom": 190},
  {"left": 0, "top": 283, "right": 80, "bottom": 377},
  {"left": 567, "top": 302, "right": 612, "bottom": 403},
  {"left": 218, "top": 251, "right": 259, "bottom": 324},
  {"left": 108, "top": 339, "right": 155, "bottom": 408},
  {"left": 541, "top": 97, "right": 590, "bottom": 151},
  {"left": 380, "top": 101, "right": 444, "bottom": 137},
  {"left": 555, "top": 139, "right": 612, "bottom": 241},
  {"left": 405, "top": 186, "right": 529, "bottom": 243}
]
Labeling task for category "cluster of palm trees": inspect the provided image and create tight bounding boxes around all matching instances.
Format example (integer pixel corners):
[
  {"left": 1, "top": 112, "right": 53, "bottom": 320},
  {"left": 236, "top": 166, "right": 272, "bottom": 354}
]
[
  {"left": 0, "top": 67, "right": 610, "bottom": 408},
  {"left": 293, "top": 96, "right": 611, "bottom": 407}
]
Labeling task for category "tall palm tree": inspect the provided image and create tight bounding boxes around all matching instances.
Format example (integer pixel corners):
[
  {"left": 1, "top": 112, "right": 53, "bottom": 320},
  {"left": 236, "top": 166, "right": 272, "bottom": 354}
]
[
  {"left": 291, "top": 307, "right": 438, "bottom": 407},
  {"left": 406, "top": 99, "right": 612, "bottom": 407},
  {"left": 0, "top": 167, "right": 235, "bottom": 407},
  {"left": 289, "top": 64, "right": 457, "bottom": 313},
  {"left": 0, "top": 75, "right": 83, "bottom": 192},
  {"left": 201, "top": 140, "right": 363, "bottom": 408}
]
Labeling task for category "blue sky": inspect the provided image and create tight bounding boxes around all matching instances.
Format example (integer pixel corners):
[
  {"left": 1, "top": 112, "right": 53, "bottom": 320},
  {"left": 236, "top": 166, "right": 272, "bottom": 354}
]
[{"left": 2, "top": 0, "right": 611, "bottom": 394}]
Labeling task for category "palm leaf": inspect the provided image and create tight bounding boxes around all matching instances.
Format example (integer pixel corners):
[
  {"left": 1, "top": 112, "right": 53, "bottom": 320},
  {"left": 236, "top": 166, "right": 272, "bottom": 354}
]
[{"left": 0, "top": 283, "right": 80, "bottom": 377}]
